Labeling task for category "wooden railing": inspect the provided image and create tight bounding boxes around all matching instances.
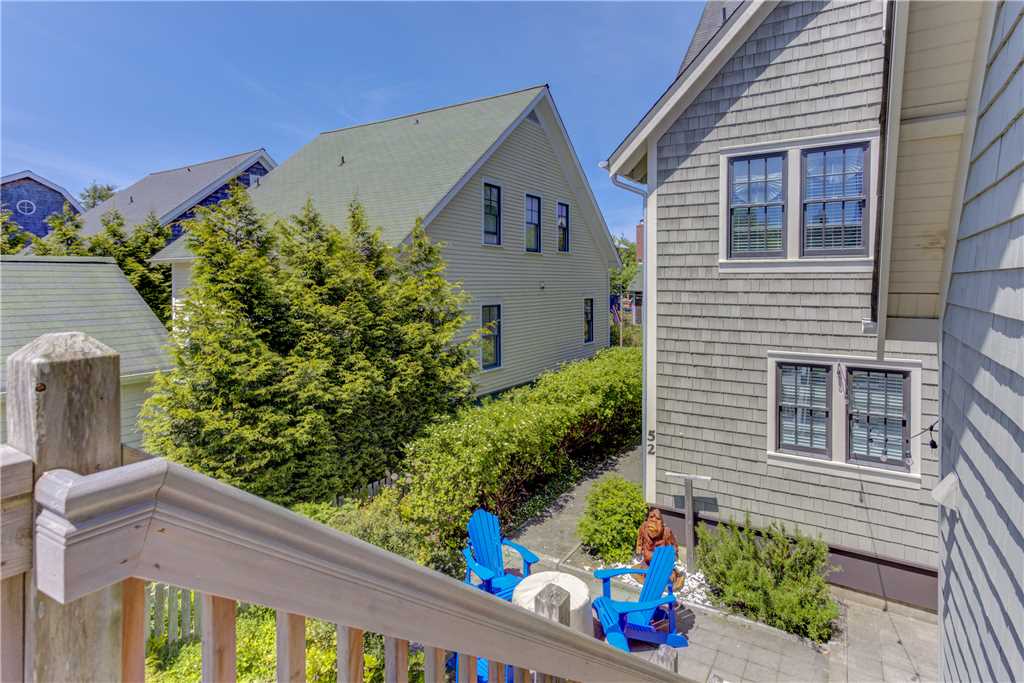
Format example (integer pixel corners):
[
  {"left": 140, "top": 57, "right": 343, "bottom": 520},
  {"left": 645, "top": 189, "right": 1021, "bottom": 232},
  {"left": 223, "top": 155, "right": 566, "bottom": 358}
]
[{"left": 0, "top": 333, "right": 688, "bottom": 682}]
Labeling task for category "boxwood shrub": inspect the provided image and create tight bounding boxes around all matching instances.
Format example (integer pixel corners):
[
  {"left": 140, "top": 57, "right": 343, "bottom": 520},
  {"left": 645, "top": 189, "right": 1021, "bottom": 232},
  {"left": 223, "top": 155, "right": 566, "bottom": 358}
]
[
  {"left": 402, "top": 347, "right": 641, "bottom": 555},
  {"left": 696, "top": 517, "right": 839, "bottom": 642},
  {"left": 577, "top": 475, "right": 648, "bottom": 564}
]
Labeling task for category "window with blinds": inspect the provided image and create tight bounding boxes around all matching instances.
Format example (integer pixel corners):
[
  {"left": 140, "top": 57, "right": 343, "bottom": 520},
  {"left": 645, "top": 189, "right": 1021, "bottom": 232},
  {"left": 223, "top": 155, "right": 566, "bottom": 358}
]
[
  {"left": 728, "top": 153, "right": 785, "bottom": 258},
  {"left": 777, "top": 363, "right": 830, "bottom": 457},
  {"left": 847, "top": 369, "right": 910, "bottom": 470},
  {"left": 802, "top": 144, "right": 868, "bottom": 256}
]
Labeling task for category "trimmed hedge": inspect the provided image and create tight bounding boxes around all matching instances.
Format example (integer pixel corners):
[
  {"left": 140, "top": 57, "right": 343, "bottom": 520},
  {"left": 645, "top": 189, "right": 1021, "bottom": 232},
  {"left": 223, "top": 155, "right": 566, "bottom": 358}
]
[
  {"left": 402, "top": 347, "right": 642, "bottom": 556},
  {"left": 696, "top": 518, "right": 839, "bottom": 642},
  {"left": 577, "top": 475, "right": 648, "bottom": 564}
]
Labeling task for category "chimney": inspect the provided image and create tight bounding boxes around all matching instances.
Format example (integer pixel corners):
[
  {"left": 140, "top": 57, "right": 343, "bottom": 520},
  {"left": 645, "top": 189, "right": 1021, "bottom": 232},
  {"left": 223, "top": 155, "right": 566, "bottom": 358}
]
[{"left": 635, "top": 221, "right": 644, "bottom": 263}]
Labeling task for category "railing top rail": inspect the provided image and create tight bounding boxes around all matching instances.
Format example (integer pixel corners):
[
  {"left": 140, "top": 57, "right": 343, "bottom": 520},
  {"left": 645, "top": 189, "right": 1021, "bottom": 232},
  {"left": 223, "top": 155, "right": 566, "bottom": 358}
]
[{"left": 35, "top": 459, "right": 686, "bottom": 683}]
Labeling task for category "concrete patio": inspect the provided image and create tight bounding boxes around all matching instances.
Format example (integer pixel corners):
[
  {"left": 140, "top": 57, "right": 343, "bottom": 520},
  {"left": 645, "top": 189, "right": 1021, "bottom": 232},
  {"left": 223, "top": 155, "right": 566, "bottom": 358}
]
[{"left": 510, "top": 447, "right": 940, "bottom": 682}]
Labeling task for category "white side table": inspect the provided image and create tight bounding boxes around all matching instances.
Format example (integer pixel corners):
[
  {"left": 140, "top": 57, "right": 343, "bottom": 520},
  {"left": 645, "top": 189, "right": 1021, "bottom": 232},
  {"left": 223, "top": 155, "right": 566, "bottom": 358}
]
[{"left": 512, "top": 571, "right": 593, "bottom": 636}]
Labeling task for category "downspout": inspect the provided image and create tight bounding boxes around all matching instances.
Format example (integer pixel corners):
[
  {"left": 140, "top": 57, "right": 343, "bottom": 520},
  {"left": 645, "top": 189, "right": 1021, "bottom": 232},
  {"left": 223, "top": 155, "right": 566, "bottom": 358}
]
[
  {"left": 869, "top": 0, "right": 896, "bottom": 331},
  {"left": 600, "top": 162, "right": 650, "bottom": 500}
]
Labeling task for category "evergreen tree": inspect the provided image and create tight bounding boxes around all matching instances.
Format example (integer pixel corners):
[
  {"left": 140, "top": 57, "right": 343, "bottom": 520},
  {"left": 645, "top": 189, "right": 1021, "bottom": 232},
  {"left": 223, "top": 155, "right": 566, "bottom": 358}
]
[
  {"left": 0, "top": 209, "right": 31, "bottom": 254},
  {"left": 88, "top": 210, "right": 172, "bottom": 323},
  {"left": 32, "top": 202, "right": 89, "bottom": 255},
  {"left": 142, "top": 187, "right": 476, "bottom": 505},
  {"left": 610, "top": 235, "right": 639, "bottom": 296},
  {"left": 79, "top": 182, "right": 116, "bottom": 210}
]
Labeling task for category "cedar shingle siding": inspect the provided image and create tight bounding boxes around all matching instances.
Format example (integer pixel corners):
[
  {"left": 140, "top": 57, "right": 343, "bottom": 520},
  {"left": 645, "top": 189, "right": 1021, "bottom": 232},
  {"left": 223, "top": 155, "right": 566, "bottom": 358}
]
[
  {"left": 938, "top": 2, "right": 1024, "bottom": 680},
  {"left": 654, "top": 1, "right": 940, "bottom": 567}
]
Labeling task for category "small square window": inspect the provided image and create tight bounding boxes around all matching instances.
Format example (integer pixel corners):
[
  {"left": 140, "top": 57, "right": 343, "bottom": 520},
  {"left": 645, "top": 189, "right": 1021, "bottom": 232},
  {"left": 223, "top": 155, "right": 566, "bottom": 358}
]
[
  {"left": 525, "top": 194, "right": 541, "bottom": 252},
  {"left": 728, "top": 153, "right": 785, "bottom": 258},
  {"left": 583, "top": 298, "right": 594, "bottom": 343},
  {"left": 481, "top": 304, "right": 501, "bottom": 369},
  {"left": 557, "top": 203, "right": 570, "bottom": 252},
  {"left": 777, "top": 363, "right": 830, "bottom": 458},
  {"left": 483, "top": 183, "right": 501, "bottom": 245}
]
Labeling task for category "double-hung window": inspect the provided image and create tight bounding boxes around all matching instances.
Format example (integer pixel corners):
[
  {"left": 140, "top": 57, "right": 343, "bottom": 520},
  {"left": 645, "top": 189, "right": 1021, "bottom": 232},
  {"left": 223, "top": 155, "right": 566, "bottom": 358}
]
[
  {"left": 728, "top": 153, "right": 785, "bottom": 258},
  {"left": 525, "top": 194, "right": 541, "bottom": 252},
  {"left": 777, "top": 363, "right": 830, "bottom": 458},
  {"left": 483, "top": 183, "right": 501, "bottom": 245},
  {"left": 847, "top": 368, "right": 910, "bottom": 470},
  {"left": 583, "top": 298, "right": 594, "bottom": 343},
  {"left": 802, "top": 144, "right": 867, "bottom": 255},
  {"left": 557, "top": 202, "right": 570, "bottom": 252},
  {"left": 481, "top": 304, "right": 501, "bottom": 369}
]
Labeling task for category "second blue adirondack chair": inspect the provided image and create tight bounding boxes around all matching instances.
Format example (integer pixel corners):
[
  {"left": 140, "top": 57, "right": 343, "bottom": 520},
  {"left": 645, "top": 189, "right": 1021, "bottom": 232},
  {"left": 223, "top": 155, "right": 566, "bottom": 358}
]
[
  {"left": 591, "top": 545, "right": 688, "bottom": 652},
  {"left": 463, "top": 508, "right": 539, "bottom": 601}
]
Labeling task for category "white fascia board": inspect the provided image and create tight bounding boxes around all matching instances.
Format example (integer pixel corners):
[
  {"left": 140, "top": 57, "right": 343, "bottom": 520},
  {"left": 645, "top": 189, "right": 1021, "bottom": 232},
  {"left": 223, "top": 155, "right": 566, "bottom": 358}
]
[
  {"left": 158, "top": 150, "right": 278, "bottom": 227},
  {"left": 605, "top": 1, "right": 779, "bottom": 178}
]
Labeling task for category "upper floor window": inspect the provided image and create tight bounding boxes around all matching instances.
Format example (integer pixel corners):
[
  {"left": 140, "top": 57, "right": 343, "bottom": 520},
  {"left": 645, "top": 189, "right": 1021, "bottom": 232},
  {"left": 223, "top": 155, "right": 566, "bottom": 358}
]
[
  {"left": 481, "top": 304, "right": 501, "bottom": 369},
  {"left": 483, "top": 183, "right": 501, "bottom": 245},
  {"left": 847, "top": 368, "right": 909, "bottom": 470},
  {"left": 583, "top": 298, "right": 594, "bottom": 343},
  {"left": 777, "top": 363, "right": 830, "bottom": 458},
  {"left": 557, "top": 202, "right": 570, "bottom": 252},
  {"left": 802, "top": 144, "right": 867, "bottom": 256},
  {"left": 728, "top": 153, "right": 785, "bottom": 258},
  {"left": 525, "top": 194, "right": 541, "bottom": 252}
]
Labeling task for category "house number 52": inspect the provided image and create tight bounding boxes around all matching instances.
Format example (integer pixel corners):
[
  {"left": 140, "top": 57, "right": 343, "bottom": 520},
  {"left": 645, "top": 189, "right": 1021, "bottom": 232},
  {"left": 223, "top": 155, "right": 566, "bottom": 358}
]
[{"left": 646, "top": 429, "right": 656, "bottom": 455}]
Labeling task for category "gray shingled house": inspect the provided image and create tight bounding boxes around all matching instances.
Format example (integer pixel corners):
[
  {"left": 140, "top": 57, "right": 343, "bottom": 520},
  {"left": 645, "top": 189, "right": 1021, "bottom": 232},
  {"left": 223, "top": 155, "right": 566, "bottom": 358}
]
[
  {"left": 154, "top": 86, "right": 619, "bottom": 395},
  {"left": 0, "top": 256, "right": 171, "bottom": 447},
  {"left": 603, "top": 0, "right": 1017, "bottom": 615},
  {"left": 80, "top": 149, "right": 276, "bottom": 241}
]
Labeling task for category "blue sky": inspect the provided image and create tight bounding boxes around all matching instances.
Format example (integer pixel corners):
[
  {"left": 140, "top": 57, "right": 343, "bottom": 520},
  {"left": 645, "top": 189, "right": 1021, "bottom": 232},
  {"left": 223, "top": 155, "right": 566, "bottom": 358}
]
[{"left": 1, "top": 2, "right": 703, "bottom": 239}]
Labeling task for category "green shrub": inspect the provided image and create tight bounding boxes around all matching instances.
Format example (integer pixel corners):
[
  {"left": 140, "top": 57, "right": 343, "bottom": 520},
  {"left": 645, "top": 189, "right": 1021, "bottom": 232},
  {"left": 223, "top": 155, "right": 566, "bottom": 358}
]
[
  {"left": 610, "top": 321, "right": 642, "bottom": 347},
  {"left": 577, "top": 476, "right": 647, "bottom": 564},
  {"left": 402, "top": 347, "right": 641, "bottom": 556},
  {"left": 696, "top": 518, "right": 838, "bottom": 642}
]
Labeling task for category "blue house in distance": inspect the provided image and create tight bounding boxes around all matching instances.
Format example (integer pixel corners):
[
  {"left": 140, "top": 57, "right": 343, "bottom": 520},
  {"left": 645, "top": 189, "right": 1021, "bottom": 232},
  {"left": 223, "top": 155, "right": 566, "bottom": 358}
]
[
  {"left": 1, "top": 170, "right": 84, "bottom": 238},
  {"left": 79, "top": 148, "right": 276, "bottom": 241}
]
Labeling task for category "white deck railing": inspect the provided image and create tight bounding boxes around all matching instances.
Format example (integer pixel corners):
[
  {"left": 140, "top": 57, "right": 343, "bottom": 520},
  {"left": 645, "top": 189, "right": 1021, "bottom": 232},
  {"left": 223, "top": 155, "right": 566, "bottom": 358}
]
[{"left": 1, "top": 332, "right": 689, "bottom": 683}]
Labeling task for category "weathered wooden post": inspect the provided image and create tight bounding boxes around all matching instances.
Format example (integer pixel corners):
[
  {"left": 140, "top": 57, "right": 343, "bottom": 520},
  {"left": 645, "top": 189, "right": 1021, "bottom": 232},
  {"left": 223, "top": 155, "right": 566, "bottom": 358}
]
[
  {"left": 5, "top": 332, "right": 125, "bottom": 681},
  {"left": 535, "top": 584, "right": 572, "bottom": 683}
]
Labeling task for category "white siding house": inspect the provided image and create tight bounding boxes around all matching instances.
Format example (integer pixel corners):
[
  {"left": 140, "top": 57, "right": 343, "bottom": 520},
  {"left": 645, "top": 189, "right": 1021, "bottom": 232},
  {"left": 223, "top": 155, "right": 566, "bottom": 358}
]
[
  {"left": 154, "top": 87, "right": 617, "bottom": 395},
  {"left": 604, "top": 0, "right": 1008, "bottom": 610}
]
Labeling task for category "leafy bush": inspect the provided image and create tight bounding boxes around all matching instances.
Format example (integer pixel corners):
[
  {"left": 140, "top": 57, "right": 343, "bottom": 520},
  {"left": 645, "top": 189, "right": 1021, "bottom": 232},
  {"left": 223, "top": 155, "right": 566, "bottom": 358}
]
[
  {"left": 402, "top": 346, "right": 641, "bottom": 556},
  {"left": 610, "top": 321, "right": 641, "bottom": 347},
  {"left": 577, "top": 476, "right": 647, "bottom": 563},
  {"left": 696, "top": 518, "right": 838, "bottom": 642}
]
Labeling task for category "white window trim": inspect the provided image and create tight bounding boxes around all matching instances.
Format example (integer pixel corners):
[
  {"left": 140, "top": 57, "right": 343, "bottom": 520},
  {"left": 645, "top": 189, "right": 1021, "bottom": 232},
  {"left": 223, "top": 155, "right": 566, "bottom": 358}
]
[
  {"left": 479, "top": 299, "right": 504, "bottom": 372},
  {"left": 765, "top": 350, "right": 923, "bottom": 489},
  {"left": 481, "top": 178, "right": 502, "bottom": 248},
  {"left": 718, "top": 129, "right": 880, "bottom": 273},
  {"left": 555, "top": 200, "right": 571, "bottom": 253},
  {"left": 16, "top": 199, "right": 36, "bottom": 216},
  {"left": 523, "top": 192, "right": 543, "bottom": 254}
]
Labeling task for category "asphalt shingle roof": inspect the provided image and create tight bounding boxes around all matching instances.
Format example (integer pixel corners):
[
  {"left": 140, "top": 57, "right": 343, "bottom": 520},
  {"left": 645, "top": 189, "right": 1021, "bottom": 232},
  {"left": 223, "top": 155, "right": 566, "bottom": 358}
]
[
  {"left": 152, "top": 86, "right": 546, "bottom": 262},
  {"left": 81, "top": 149, "right": 268, "bottom": 237},
  {"left": 677, "top": 1, "right": 747, "bottom": 76},
  {"left": 0, "top": 256, "right": 170, "bottom": 392}
]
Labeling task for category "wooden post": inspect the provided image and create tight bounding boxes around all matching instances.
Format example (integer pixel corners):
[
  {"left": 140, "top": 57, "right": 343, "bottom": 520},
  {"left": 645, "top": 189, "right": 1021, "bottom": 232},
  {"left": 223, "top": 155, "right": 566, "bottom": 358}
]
[
  {"left": 144, "top": 583, "right": 153, "bottom": 640},
  {"left": 201, "top": 594, "right": 236, "bottom": 682},
  {"left": 336, "top": 625, "right": 363, "bottom": 683},
  {"left": 1, "top": 446, "right": 32, "bottom": 683},
  {"left": 489, "top": 659, "right": 506, "bottom": 683},
  {"left": 122, "top": 578, "right": 146, "bottom": 682},
  {"left": 457, "top": 654, "right": 476, "bottom": 683},
  {"left": 276, "top": 610, "right": 305, "bottom": 683},
  {"left": 535, "top": 584, "right": 571, "bottom": 627},
  {"left": 168, "top": 587, "right": 179, "bottom": 643},
  {"left": 182, "top": 589, "right": 192, "bottom": 639},
  {"left": 7, "top": 332, "right": 123, "bottom": 682},
  {"left": 384, "top": 636, "right": 408, "bottom": 683},
  {"left": 423, "top": 646, "right": 446, "bottom": 683},
  {"left": 155, "top": 584, "right": 166, "bottom": 639},
  {"left": 1, "top": 575, "right": 24, "bottom": 683},
  {"left": 652, "top": 644, "right": 677, "bottom": 673}
]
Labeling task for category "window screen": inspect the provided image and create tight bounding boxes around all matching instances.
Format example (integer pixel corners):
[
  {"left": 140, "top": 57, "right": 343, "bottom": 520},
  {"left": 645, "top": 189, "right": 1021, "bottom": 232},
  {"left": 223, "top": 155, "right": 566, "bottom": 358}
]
[
  {"left": 729, "top": 154, "right": 785, "bottom": 257},
  {"left": 778, "top": 363, "right": 830, "bottom": 457},
  {"left": 803, "top": 144, "right": 867, "bottom": 255},
  {"left": 848, "top": 369, "right": 909, "bottom": 469}
]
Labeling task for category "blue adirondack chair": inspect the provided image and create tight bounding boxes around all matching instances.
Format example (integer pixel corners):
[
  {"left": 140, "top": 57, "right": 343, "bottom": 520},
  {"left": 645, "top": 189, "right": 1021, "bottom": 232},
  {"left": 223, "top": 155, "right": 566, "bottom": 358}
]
[
  {"left": 591, "top": 545, "right": 688, "bottom": 652},
  {"left": 463, "top": 508, "right": 539, "bottom": 601}
]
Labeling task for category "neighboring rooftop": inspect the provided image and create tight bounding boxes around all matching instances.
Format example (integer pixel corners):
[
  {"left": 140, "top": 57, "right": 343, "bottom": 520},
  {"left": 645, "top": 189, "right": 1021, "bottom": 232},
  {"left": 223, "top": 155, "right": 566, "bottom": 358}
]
[
  {"left": 678, "top": 1, "right": 747, "bottom": 76},
  {"left": 80, "top": 149, "right": 275, "bottom": 236},
  {"left": 1, "top": 170, "right": 84, "bottom": 212},
  {"left": 0, "top": 256, "right": 170, "bottom": 392}
]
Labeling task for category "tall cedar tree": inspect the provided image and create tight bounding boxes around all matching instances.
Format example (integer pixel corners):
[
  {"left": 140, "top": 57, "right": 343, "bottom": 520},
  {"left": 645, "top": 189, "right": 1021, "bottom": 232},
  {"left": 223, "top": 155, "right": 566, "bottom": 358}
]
[
  {"left": 142, "top": 187, "right": 476, "bottom": 505},
  {"left": 31, "top": 202, "right": 89, "bottom": 255},
  {"left": 88, "top": 210, "right": 173, "bottom": 323},
  {"left": 79, "top": 182, "right": 116, "bottom": 210},
  {"left": 0, "top": 209, "right": 31, "bottom": 254}
]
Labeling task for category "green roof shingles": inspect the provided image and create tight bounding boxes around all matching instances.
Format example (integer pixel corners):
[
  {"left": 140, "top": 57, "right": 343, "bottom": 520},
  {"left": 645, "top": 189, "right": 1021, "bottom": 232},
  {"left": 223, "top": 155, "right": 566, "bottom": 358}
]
[
  {"left": 153, "top": 86, "right": 545, "bottom": 262},
  {"left": 0, "top": 256, "right": 170, "bottom": 392}
]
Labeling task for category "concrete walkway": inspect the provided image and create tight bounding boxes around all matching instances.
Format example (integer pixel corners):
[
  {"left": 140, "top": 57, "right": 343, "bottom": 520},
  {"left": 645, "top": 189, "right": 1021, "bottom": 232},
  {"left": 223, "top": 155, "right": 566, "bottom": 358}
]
[{"left": 509, "top": 447, "right": 940, "bottom": 682}]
